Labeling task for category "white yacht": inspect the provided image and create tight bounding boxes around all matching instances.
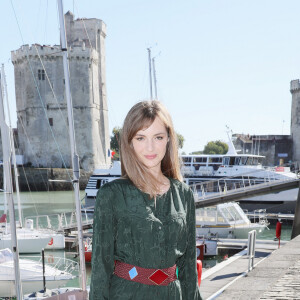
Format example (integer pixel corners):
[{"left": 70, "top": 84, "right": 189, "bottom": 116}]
[{"left": 85, "top": 152, "right": 298, "bottom": 213}]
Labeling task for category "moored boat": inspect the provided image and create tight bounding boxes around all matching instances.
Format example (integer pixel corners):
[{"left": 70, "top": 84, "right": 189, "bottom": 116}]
[{"left": 0, "top": 248, "right": 77, "bottom": 297}]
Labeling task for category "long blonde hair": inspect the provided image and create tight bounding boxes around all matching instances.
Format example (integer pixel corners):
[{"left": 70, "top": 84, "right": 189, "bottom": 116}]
[{"left": 120, "top": 100, "right": 182, "bottom": 198}]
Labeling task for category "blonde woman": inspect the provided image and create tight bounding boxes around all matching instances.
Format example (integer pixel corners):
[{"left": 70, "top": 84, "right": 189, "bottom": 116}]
[{"left": 90, "top": 101, "right": 202, "bottom": 300}]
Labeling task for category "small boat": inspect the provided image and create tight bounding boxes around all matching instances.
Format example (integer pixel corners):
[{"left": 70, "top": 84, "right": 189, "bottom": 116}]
[
  {"left": 0, "top": 215, "right": 64, "bottom": 253},
  {"left": 84, "top": 239, "right": 92, "bottom": 263},
  {"left": 195, "top": 202, "right": 268, "bottom": 239},
  {"left": 0, "top": 248, "right": 77, "bottom": 297}
]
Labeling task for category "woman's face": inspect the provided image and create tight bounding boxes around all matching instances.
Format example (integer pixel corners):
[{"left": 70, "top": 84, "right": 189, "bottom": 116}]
[{"left": 132, "top": 117, "right": 168, "bottom": 174}]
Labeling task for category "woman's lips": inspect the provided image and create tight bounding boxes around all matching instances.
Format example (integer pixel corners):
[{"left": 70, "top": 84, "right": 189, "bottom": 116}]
[{"left": 144, "top": 155, "right": 157, "bottom": 160}]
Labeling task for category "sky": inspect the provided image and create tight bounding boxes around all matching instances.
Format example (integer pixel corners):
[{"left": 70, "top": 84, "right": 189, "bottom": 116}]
[{"left": 1, "top": 0, "right": 300, "bottom": 154}]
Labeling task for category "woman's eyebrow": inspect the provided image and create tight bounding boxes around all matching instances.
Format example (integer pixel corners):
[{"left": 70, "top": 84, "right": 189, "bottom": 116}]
[{"left": 135, "top": 132, "right": 167, "bottom": 136}]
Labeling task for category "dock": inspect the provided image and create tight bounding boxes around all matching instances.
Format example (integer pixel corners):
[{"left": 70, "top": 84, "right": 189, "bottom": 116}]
[{"left": 200, "top": 234, "right": 300, "bottom": 299}]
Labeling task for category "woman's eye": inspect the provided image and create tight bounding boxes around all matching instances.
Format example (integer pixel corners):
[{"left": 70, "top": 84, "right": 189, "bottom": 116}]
[
  {"left": 156, "top": 136, "right": 164, "bottom": 140},
  {"left": 136, "top": 137, "right": 144, "bottom": 141}
]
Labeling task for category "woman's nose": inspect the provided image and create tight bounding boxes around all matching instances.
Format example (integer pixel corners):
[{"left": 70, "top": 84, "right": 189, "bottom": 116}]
[{"left": 146, "top": 139, "right": 154, "bottom": 151}]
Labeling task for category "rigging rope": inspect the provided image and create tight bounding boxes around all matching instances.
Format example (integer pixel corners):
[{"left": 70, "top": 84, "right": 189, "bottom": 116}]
[{"left": 10, "top": 0, "right": 72, "bottom": 182}]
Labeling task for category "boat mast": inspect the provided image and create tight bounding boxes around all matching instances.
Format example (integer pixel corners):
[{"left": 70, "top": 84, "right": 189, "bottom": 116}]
[
  {"left": 0, "top": 72, "right": 23, "bottom": 299},
  {"left": 152, "top": 57, "right": 158, "bottom": 100},
  {"left": 147, "top": 48, "right": 153, "bottom": 99},
  {"left": 57, "top": 0, "right": 87, "bottom": 291},
  {"left": 1, "top": 65, "right": 22, "bottom": 227}
]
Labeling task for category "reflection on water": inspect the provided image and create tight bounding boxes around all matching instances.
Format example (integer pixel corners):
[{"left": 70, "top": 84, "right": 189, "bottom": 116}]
[{"left": 0, "top": 190, "right": 86, "bottom": 220}]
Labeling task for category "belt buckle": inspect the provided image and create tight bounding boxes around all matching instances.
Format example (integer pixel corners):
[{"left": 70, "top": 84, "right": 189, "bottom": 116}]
[{"left": 148, "top": 269, "right": 169, "bottom": 285}]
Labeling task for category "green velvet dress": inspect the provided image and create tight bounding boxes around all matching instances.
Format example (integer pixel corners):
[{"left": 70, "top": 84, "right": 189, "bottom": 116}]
[{"left": 90, "top": 178, "right": 202, "bottom": 300}]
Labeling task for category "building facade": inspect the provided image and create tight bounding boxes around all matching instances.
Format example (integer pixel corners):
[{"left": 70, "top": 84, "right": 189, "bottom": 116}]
[
  {"left": 232, "top": 134, "right": 293, "bottom": 167},
  {"left": 11, "top": 12, "right": 110, "bottom": 171}
]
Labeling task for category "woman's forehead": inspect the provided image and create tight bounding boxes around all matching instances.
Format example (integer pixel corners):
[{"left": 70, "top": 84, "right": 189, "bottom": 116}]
[{"left": 136, "top": 117, "right": 167, "bottom": 134}]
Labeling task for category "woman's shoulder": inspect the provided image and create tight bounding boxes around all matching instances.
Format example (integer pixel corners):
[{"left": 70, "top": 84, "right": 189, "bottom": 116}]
[
  {"left": 100, "top": 177, "right": 132, "bottom": 192},
  {"left": 170, "top": 178, "right": 192, "bottom": 193},
  {"left": 98, "top": 177, "right": 132, "bottom": 194}
]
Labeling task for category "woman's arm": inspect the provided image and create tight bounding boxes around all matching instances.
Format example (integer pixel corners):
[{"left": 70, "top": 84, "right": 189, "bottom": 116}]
[
  {"left": 89, "top": 185, "right": 115, "bottom": 300},
  {"left": 177, "top": 189, "right": 203, "bottom": 300}
]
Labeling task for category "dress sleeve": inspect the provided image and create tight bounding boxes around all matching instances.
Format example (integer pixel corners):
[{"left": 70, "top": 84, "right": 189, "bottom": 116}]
[
  {"left": 177, "top": 189, "right": 203, "bottom": 300},
  {"left": 89, "top": 185, "right": 115, "bottom": 300}
]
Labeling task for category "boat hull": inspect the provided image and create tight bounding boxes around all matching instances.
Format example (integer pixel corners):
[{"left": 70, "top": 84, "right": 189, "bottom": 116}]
[
  {"left": 0, "top": 279, "right": 70, "bottom": 297},
  {"left": 196, "top": 224, "right": 266, "bottom": 239},
  {"left": 0, "top": 236, "right": 51, "bottom": 253}
]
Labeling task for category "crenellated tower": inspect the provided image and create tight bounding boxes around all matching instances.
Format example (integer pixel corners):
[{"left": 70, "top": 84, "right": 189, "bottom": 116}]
[
  {"left": 11, "top": 12, "right": 110, "bottom": 171},
  {"left": 290, "top": 79, "right": 300, "bottom": 164}
]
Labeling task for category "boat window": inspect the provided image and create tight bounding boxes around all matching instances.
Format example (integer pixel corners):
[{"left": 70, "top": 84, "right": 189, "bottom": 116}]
[
  {"left": 96, "top": 179, "right": 109, "bottom": 189},
  {"left": 247, "top": 157, "right": 253, "bottom": 165},
  {"left": 226, "top": 206, "right": 243, "bottom": 222},
  {"left": 221, "top": 207, "right": 235, "bottom": 222},
  {"left": 182, "top": 157, "right": 192, "bottom": 166},
  {"left": 229, "top": 157, "right": 235, "bottom": 165},
  {"left": 196, "top": 207, "right": 217, "bottom": 223},
  {"left": 241, "top": 157, "right": 248, "bottom": 165},
  {"left": 194, "top": 157, "right": 207, "bottom": 163},
  {"left": 234, "top": 157, "right": 241, "bottom": 165},
  {"left": 96, "top": 180, "right": 102, "bottom": 189},
  {"left": 252, "top": 157, "right": 259, "bottom": 165},
  {"left": 209, "top": 157, "right": 222, "bottom": 163},
  {"left": 223, "top": 157, "right": 229, "bottom": 165}
]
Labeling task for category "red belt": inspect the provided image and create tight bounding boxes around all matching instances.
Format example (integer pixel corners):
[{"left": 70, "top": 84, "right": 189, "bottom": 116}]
[{"left": 114, "top": 261, "right": 177, "bottom": 286}]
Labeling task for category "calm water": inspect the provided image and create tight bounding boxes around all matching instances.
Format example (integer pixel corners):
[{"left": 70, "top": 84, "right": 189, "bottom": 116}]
[{"left": 0, "top": 191, "right": 293, "bottom": 288}]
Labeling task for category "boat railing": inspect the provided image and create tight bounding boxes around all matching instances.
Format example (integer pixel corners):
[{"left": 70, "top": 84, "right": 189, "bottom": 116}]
[
  {"left": 191, "top": 168, "right": 299, "bottom": 201},
  {"left": 19, "top": 255, "right": 79, "bottom": 278},
  {"left": 25, "top": 208, "right": 93, "bottom": 232}
]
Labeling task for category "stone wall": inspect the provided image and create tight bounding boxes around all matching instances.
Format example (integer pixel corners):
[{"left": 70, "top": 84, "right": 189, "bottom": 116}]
[
  {"left": 0, "top": 167, "right": 92, "bottom": 192},
  {"left": 233, "top": 134, "right": 293, "bottom": 167},
  {"left": 290, "top": 79, "right": 300, "bottom": 165},
  {"left": 10, "top": 11, "right": 111, "bottom": 172}
]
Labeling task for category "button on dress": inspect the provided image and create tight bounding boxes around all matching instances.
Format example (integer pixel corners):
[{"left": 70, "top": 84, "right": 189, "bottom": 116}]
[{"left": 90, "top": 178, "right": 202, "bottom": 300}]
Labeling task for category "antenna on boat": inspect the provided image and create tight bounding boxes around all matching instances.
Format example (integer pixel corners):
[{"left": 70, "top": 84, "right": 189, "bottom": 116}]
[{"left": 57, "top": 0, "right": 87, "bottom": 291}]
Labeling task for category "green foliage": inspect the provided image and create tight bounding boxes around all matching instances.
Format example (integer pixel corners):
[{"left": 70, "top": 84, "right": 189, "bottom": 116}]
[
  {"left": 176, "top": 133, "right": 184, "bottom": 149},
  {"left": 190, "top": 150, "right": 203, "bottom": 155},
  {"left": 203, "top": 140, "right": 228, "bottom": 154},
  {"left": 110, "top": 127, "right": 121, "bottom": 160}
]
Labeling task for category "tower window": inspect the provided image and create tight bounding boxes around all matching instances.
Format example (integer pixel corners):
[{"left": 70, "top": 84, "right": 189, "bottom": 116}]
[
  {"left": 49, "top": 118, "right": 53, "bottom": 126},
  {"left": 38, "top": 69, "right": 45, "bottom": 80}
]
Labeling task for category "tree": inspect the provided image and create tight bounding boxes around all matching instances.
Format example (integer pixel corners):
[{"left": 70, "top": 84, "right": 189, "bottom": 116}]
[
  {"left": 176, "top": 133, "right": 184, "bottom": 149},
  {"left": 203, "top": 140, "right": 228, "bottom": 154},
  {"left": 110, "top": 127, "right": 121, "bottom": 160},
  {"left": 190, "top": 150, "right": 203, "bottom": 155}
]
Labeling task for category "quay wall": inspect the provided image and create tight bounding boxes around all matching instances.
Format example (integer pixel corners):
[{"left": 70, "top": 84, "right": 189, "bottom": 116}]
[{"left": 0, "top": 167, "right": 92, "bottom": 192}]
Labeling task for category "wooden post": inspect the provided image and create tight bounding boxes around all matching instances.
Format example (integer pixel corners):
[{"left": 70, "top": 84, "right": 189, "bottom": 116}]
[{"left": 291, "top": 182, "right": 300, "bottom": 239}]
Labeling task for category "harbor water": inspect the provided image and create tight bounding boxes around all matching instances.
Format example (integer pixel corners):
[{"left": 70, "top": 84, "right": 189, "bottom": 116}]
[{"left": 0, "top": 191, "right": 294, "bottom": 290}]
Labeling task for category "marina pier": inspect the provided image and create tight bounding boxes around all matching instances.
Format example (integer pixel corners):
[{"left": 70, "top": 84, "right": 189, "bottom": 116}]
[{"left": 201, "top": 233, "right": 300, "bottom": 299}]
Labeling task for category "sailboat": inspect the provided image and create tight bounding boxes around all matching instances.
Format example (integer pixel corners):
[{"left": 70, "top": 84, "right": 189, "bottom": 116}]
[
  {"left": 0, "top": 66, "right": 65, "bottom": 253},
  {"left": 25, "top": 0, "right": 88, "bottom": 298}
]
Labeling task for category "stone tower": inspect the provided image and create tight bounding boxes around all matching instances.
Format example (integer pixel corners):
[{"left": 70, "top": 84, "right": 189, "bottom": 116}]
[
  {"left": 11, "top": 12, "right": 111, "bottom": 171},
  {"left": 290, "top": 79, "right": 300, "bottom": 164}
]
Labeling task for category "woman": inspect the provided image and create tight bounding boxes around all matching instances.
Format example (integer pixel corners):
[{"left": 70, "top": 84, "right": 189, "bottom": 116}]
[{"left": 90, "top": 101, "right": 202, "bottom": 300}]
